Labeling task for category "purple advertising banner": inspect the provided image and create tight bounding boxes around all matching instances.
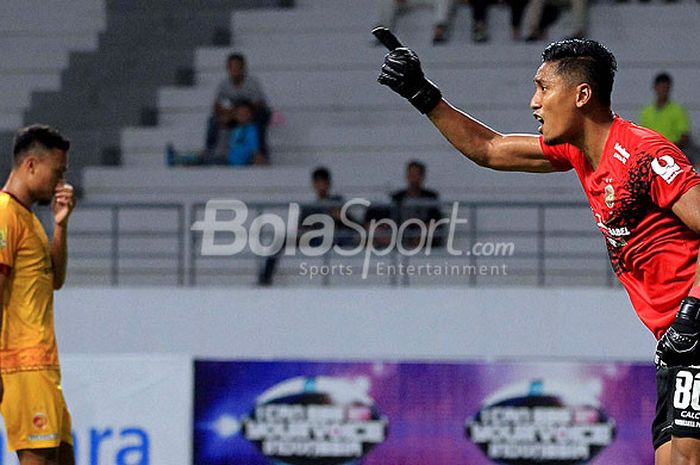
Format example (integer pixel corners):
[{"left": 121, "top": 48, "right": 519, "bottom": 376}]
[{"left": 194, "top": 360, "right": 656, "bottom": 465}]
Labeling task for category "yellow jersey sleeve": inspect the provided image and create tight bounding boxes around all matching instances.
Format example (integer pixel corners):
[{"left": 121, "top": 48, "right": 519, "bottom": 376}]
[{"left": 0, "top": 194, "right": 21, "bottom": 270}]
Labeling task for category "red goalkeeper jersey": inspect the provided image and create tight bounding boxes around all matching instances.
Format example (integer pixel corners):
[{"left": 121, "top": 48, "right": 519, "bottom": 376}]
[{"left": 540, "top": 116, "right": 700, "bottom": 338}]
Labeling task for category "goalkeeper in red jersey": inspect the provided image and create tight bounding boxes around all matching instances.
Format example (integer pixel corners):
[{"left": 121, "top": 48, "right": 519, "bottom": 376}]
[{"left": 376, "top": 31, "right": 700, "bottom": 465}]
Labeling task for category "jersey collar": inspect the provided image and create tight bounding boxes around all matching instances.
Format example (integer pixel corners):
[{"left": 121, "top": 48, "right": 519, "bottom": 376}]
[{"left": 1, "top": 190, "right": 33, "bottom": 213}]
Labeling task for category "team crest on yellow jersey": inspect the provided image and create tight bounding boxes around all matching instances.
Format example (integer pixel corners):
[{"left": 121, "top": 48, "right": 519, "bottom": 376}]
[{"left": 0, "top": 228, "right": 6, "bottom": 249}]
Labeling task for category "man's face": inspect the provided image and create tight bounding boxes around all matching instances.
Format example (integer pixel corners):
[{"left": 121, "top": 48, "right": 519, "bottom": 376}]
[
  {"left": 227, "top": 59, "right": 245, "bottom": 81},
  {"left": 530, "top": 61, "right": 581, "bottom": 146},
  {"left": 406, "top": 166, "right": 424, "bottom": 190},
  {"left": 27, "top": 148, "right": 67, "bottom": 205},
  {"left": 312, "top": 178, "right": 330, "bottom": 198},
  {"left": 654, "top": 80, "right": 671, "bottom": 101},
  {"left": 235, "top": 105, "right": 253, "bottom": 124}
]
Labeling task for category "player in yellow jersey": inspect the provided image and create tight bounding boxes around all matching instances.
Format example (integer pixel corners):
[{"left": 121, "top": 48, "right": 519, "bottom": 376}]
[{"left": 0, "top": 125, "right": 75, "bottom": 465}]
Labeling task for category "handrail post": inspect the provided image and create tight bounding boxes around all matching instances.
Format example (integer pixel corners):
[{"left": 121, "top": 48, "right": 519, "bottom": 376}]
[
  {"left": 189, "top": 203, "right": 199, "bottom": 286},
  {"left": 469, "top": 205, "right": 477, "bottom": 286},
  {"left": 537, "top": 205, "right": 545, "bottom": 286},
  {"left": 177, "top": 205, "right": 185, "bottom": 286},
  {"left": 110, "top": 206, "right": 119, "bottom": 286}
]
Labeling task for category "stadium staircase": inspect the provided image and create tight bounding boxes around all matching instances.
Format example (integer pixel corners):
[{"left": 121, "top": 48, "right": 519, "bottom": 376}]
[
  {"left": 0, "top": 0, "right": 105, "bottom": 176},
  {"left": 3, "top": 0, "right": 286, "bottom": 192}
]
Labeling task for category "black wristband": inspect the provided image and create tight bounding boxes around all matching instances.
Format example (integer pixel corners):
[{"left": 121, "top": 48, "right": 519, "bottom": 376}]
[{"left": 407, "top": 79, "right": 442, "bottom": 114}]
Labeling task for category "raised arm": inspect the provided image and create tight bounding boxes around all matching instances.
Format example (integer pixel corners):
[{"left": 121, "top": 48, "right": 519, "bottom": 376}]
[
  {"left": 375, "top": 32, "right": 557, "bottom": 173},
  {"left": 50, "top": 183, "right": 75, "bottom": 290},
  {"left": 428, "top": 100, "right": 557, "bottom": 173}
]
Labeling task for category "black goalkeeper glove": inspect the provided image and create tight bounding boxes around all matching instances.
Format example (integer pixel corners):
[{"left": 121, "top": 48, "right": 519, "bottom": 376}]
[
  {"left": 655, "top": 297, "right": 700, "bottom": 368},
  {"left": 377, "top": 47, "right": 442, "bottom": 115}
]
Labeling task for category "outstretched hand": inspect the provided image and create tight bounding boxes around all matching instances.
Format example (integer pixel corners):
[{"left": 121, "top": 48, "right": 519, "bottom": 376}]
[{"left": 374, "top": 28, "right": 442, "bottom": 114}]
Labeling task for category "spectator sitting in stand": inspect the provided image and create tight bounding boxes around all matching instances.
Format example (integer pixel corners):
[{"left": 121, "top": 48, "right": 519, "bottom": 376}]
[
  {"left": 390, "top": 160, "right": 444, "bottom": 247},
  {"left": 377, "top": 0, "right": 455, "bottom": 44},
  {"left": 227, "top": 100, "right": 266, "bottom": 166},
  {"left": 166, "top": 100, "right": 265, "bottom": 166},
  {"left": 524, "top": 0, "right": 588, "bottom": 42},
  {"left": 639, "top": 72, "right": 692, "bottom": 150},
  {"left": 468, "top": 0, "right": 529, "bottom": 43},
  {"left": 300, "top": 168, "right": 353, "bottom": 244},
  {"left": 205, "top": 53, "right": 271, "bottom": 162},
  {"left": 258, "top": 167, "right": 355, "bottom": 286}
]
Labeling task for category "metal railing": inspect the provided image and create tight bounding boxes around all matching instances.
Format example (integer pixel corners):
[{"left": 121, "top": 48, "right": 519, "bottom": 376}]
[
  {"left": 55, "top": 199, "right": 617, "bottom": 287},
  {"left": 46, "top": 203, "right": 186, "bottom": 287}
]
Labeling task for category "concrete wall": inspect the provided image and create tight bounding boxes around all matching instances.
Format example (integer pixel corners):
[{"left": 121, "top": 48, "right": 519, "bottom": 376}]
[{"left": 54, "top": 286, "right": 655, "bottom": 362}]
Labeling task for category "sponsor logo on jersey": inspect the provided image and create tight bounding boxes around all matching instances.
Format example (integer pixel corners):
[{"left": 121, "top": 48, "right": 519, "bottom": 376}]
[
  {"left": 604, "top": 184, "right": 615, "bottom": 208},
  {"left": 0, "top": 228, "right": 6, "bottom": 249},
  {"left": 32, "top": 412, "right": 48, "bottom": 430},
  {"left": 28, "top": 433, "right": 58, "bottom": 441},
  {"left": 607, "top": 227, "right": 630, "bottom": 236},
  {"left": 594, "top": 213, "right": 629, "bottom": 247},
  {"left": 613, "top": 143, "right": 630, "bottom": 165},
  {"left": 652, "top": 155, "right": 682, "bottom": 184}
]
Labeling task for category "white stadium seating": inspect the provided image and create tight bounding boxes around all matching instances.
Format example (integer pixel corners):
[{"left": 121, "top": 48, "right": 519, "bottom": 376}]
[
  {"left": 99, "top": 0, "right": 699, "bottom": 195},
  {"left": 72, "top": 0, "right": 700, "bottom": 286}
]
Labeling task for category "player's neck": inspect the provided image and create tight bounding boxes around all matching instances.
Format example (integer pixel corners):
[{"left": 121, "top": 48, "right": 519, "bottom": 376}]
[
  {"left": 655, "top": 97, "right": 669, "bottom": 109},
  {"left": 576, "top": 111, "right": 615, "bottom": 171},
  {"left": 3, "top": 173, "right": 35, "bottom": 209}
]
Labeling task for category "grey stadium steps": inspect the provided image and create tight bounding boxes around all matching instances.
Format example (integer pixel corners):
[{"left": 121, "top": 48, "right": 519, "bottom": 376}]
[{"left": 14, "top": 0, "right": 288, "bottom": 193}]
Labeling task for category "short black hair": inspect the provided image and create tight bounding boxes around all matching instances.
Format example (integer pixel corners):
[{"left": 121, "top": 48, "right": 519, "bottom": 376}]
[
  {"left": 654, "top": 72, "right": 672, "bottom": 86},
  {"left": 542, "top": 39, "right": 617, "bottom": 107},
  {"left": 407, "top": 160, "right": 426, "bottom": 176},
  {"left": 227, "top": 53, "right": 246, "bottom": 67},
  {"left": 312, "top": 167, "right": 331, "bottom": 182},
  {"left": 12, "top": 124, "right": 70, "bottom": 165}
]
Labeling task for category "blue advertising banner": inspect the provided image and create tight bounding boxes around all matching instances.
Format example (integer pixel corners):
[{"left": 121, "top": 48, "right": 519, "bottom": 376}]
[
  {"left": 194, "top": 360, "right": 656, "bottom": 465},
  {"left": 0, "top": 355, "right": 193, "bottom": 465}
]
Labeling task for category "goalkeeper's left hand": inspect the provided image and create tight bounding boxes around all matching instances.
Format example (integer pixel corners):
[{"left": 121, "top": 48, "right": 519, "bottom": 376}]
[{"left": 656, "top": 297, "right": 700, "bottom": 368}]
